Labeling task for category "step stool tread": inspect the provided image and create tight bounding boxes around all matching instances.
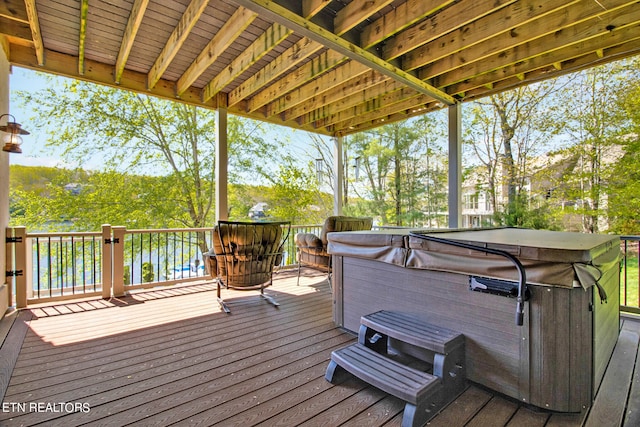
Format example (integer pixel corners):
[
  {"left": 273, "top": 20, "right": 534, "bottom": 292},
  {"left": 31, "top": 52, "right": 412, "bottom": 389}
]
[
  {"left": 331, "top": 343, "right": 440, "bottom": 404},
  {"left": 362, "top": 311, "right": 464, "bottom": 354}
]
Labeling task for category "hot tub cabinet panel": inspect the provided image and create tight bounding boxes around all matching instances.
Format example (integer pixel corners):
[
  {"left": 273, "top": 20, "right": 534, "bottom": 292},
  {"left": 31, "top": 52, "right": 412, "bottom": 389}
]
[{"left": 328, "top": 229, "right": 620, "bottom": 413}]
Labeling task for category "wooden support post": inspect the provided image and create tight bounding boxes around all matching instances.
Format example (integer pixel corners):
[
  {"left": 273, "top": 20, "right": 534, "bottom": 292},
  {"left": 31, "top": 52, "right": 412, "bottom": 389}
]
[
  {"left": 12, "top": 226, "right": 27, "bottom": 309},
  {"left": 448, "top": 103, "right": 462, "bottom": 228},
  {"left": 216, "top": 103, "right": 229, "bottom": 221},
  {"left": 112, "top": 226, "right": 126, "bottom": 297},
  {"left": 333, "top": 136, "right": 343, "bottom": 216},
  {"left": 101, "top": 224, "right": 112, "bottom": 299}
]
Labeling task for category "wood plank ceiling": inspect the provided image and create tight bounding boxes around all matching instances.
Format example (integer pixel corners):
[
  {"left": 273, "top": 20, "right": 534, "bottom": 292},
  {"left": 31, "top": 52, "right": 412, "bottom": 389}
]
[{"left": 1, "top": 0, "right": 640, "bottom": 137}]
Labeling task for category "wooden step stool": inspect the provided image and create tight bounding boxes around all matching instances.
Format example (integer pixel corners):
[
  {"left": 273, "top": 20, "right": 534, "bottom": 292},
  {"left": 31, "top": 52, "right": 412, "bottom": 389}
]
[{"left": 325, "top": 311, "right": 466, "bottom": 427}]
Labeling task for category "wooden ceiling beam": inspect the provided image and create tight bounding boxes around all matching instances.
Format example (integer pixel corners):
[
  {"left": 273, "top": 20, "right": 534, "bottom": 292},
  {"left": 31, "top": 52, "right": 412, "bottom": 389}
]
[
  {"left": 176, "top": 6, "right": 257, "bottom": 96},
  {"left": 436, "top": 5, "right": 640, "bottom": 94},
  {"left": 280, "top": 68, "right": 388, "bottom": 121},
  {"left": 78, "top": 0, "right": 88, "bottom": 75},
  {"left": 334, "top": 106, "right": 437, "bottom": 135},
  {"left": 452, "top": 34, "right": 640, "bottom": 99},
  {"left": 328, "top": 97, "right": 439, "bottom": 135},
  {"left": 383, "top": 0, "right": 516, "bottom": 61},
  {"left": 269, "top": 0, "right": 459, "bottom": 119},
  {"left": 458, "top": 42, "right": 640, "bottom": 103},
  {"left": 317, "top": 88, "right": 426, "bottom": 130},
  {"left": 233, "top": 0, "right": 456, "bottom": 105},
  {"left": 0, "top": 18, "right": 31, "bottom": 42},
  {"left": 333, "top": 0, "right": 394, "bottom": 36},
  {"left": 243, "top": 0, "right": 390, "bottom": 115},
  {"left": 360, "top": 0, "right": 454, "bottom": 49},
  {"left": 147, "top": 0, "right": 210, "bottom": 90},
  {"left": 115, "top": 0, "right": 150, "bottom": 84},
  {"left": 247, "top": 49, "right": 346, "bottom": 113},
  {"left": 23, "top": 0, "right": 43, "bottom": 65},
  {"left": 302, "top": 0, "right": 331, "bottom": 19},
  {"left": 0, "top": 0, "right": 28, "bottom": 23},
  {"left": 408, "top": 0, "right": 623, "bottom": 73},
  {"left": 267, "top": 60, "right": 372, "bottom": 118},
  {"left": 226, "top": 1, "right": 329, "bottom": 109},
  {"left": 305, "top": 79, "right": 407, "bottom": 126},
  {"left": 227, "top": 37, "right": 323, "bottom": 108},
  {"left": 201, "top": 23, "right": 292, "bottom": 102}
]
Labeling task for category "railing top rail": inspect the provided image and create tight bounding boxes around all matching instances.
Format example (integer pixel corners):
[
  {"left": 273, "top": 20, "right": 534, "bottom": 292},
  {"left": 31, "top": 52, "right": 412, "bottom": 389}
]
[
  {"left": 621, "top": 235, "right": 640, "bottom": 241},
  {"left": 25, "top": 231, "right": 102, "bottom": 238},
  {"left": 125, "top": 227, "right": 213, "bottom": 234}
]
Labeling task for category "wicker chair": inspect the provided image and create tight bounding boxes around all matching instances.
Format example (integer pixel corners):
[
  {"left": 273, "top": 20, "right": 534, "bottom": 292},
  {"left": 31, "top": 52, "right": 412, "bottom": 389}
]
[
  {"left": 295, "top": 216, "right": 373, "bottom": 286},
  {"left": 205, "top": 220, "right": 290, "bottom": 313}
]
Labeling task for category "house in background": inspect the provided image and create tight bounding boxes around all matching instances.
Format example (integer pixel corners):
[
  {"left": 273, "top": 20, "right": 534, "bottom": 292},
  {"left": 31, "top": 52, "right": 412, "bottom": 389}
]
[{"left": 461, "top": 145, "right": 625, "bottom": 231}]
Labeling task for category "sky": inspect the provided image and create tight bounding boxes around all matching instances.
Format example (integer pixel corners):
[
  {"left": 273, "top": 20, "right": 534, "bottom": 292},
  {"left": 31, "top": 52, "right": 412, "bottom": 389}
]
[
  {"left": 7, "top": 66, "right": 322, "bottom": 172},
  {"left": 8, "top": 67, "right": 65, "bottom": 168}
]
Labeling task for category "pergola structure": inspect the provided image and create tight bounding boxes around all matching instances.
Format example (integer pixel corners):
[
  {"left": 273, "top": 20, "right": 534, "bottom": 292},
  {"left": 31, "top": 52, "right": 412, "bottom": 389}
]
[{"left": 1, "top": 1, "right": 640, "bottom": 313}]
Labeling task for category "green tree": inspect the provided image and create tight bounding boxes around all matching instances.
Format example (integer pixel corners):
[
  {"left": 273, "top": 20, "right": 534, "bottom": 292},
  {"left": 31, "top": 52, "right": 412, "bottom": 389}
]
[
  {"left": 607, "top": 58, "right": 640, "bottom": 234},
  {"left": 464, "top": 81, "right": 565, "bottom": 228},
  {"left": 17, "top": 77, "right": 279, "bottom": 245},
  {"left": 552, "top": 62, "right": 631, "bottom": 233}
]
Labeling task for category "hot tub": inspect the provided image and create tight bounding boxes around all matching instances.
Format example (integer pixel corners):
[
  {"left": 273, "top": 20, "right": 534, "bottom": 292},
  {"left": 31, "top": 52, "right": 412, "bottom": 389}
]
[{"left": 327, "top": 228, "right": 620, "bottom": 413}]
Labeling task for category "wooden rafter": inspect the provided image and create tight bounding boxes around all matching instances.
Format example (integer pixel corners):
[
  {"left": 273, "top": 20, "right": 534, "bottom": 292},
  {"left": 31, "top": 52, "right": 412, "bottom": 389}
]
[
  {"left": 78, "top": 0, "right": 89, "bottom": 75},
  {"left": 329, "top": 95, "right": 435, "bottom": 134},
  {"left": 227, "top": 37, "right": 322, "bottom": 108},
  {"left": 333, "top": 0, "right": 394, "bottom": 36},
  {"left": 302, "top": 0, "right": 331, "bottom": 19},
  {"left": 23, "top": 0, "right": 44, "bottom": 66},
  {"left": 360, "top": 0, "right": 455, "bottom": 49},
  {"left": 309, "top": 80, "right": 409, "bottom": 127},
  {"left": 446, "top": 23, "right": 640, "bottom": 98},
  {"left": 261, "top": 0, "right": 456, "bottom": 125},
  {"left": 438, "top": 4, "right": 640, "bottom": 94},
  {"left": 115, "top": 0, "right": 150, "bottom": 84},
  {"left": 233, "top": 0, "right": 457, "bottom": 105},
  {"left": 176, "top": 7, "right": 257, "bottom": 96},
  {"left": 147, "top": 0, "right": 210, "bottom": 90},
  {"left": 266, "top": 61, "right": 372, "bottom": 118},
  {"left": 224, "top": 1, "right": 330, "bottom": 109},
  {"left": 247, "top": 49, "right": 346, "bottom": 113},
  {"left": 201, "top": 23, "right": 292, "bottom": 102},
  {"left": 383, "top": 0, "right": 516, "bottom": 61},
  {"left": 407, "top": 0, "right": 606, "bottom": 73},
  {"left": 288, "top": 72, "right": 393, "bottom": 123}
]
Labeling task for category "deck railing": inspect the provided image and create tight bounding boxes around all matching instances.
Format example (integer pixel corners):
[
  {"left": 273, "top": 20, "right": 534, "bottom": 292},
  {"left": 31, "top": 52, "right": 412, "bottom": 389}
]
[
  {"left": 5, "top": 226, "right": 640, "bottom": 314},
  {"left": 4, "top": 224, "right": 317, "bottom": 307},
  {"left": 620, "top": 235, "right": 640, "bottom": 314}
]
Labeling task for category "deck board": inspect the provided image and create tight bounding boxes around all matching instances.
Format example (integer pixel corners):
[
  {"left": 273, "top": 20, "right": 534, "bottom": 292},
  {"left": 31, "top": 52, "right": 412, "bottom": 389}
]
[{"left": 1, "top": 269, "right": 640, "bottom": 426}]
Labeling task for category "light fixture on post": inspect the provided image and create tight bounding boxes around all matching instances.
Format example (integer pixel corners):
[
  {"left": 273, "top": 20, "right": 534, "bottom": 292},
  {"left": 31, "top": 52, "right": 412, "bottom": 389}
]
[
  {"left": 315, "top": 158, "right": 323, "bottom": 182},
  {"left": 353, "top": 156, "right": 361, "bottom": 180},
  {"left": 1, "top": 114, "right": 29, "bottom": 154}
]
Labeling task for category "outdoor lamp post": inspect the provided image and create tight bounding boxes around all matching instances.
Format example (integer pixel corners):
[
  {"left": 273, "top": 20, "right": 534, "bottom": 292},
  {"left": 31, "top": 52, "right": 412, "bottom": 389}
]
[{"left": 0, "top": 114, "right": 29, "bottom": 154}]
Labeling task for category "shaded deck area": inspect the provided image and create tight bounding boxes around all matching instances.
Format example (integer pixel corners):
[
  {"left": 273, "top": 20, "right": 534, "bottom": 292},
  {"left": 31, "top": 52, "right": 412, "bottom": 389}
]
[{"left": 1, "top": 270, "right": 640, "bottom": 426}]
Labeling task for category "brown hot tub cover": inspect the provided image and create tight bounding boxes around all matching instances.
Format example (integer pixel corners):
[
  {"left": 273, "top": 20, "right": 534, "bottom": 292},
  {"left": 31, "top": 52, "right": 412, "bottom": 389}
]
[{"left": 328, "top": 228, "right": 620, "bottom": 290}]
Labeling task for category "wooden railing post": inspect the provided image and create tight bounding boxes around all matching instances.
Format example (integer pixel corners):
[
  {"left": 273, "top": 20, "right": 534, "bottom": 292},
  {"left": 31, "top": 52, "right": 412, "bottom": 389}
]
[
  {"left": 101, "top": 224, "right": 112, "bottom": 299},
  {"left": 112, "top": 226, "right": 126, "bottom": 297},
  {"left": 12, "top": 226, "right": 28, "bottom": 308}
]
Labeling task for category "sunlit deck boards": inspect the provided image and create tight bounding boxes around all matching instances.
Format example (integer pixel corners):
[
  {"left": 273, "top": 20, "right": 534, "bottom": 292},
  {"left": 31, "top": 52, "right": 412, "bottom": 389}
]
[{"left": 1, "top": 269, "right": 640, "bottom": 426}]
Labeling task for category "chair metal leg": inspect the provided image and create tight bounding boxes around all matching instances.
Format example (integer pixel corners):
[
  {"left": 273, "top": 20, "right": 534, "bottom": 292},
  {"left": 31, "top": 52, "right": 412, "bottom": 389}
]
[
  {"left": 260, "top": 286, "right": 279, "bottom": 307},
  {"left": 218, "top": 297, "right": 231, "bottom": 314},
  {"left": 217, "top": 279, "right": 231, "bottom": 313},
  {"left": 260, "top": 293, "right": 280, "bottom": 307}
]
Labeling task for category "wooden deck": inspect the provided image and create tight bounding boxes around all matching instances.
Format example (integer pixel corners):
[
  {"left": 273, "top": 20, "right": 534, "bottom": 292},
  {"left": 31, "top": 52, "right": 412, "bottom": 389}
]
[{"left": 1, "top": 269, "right": 640, "bottom": 426}]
